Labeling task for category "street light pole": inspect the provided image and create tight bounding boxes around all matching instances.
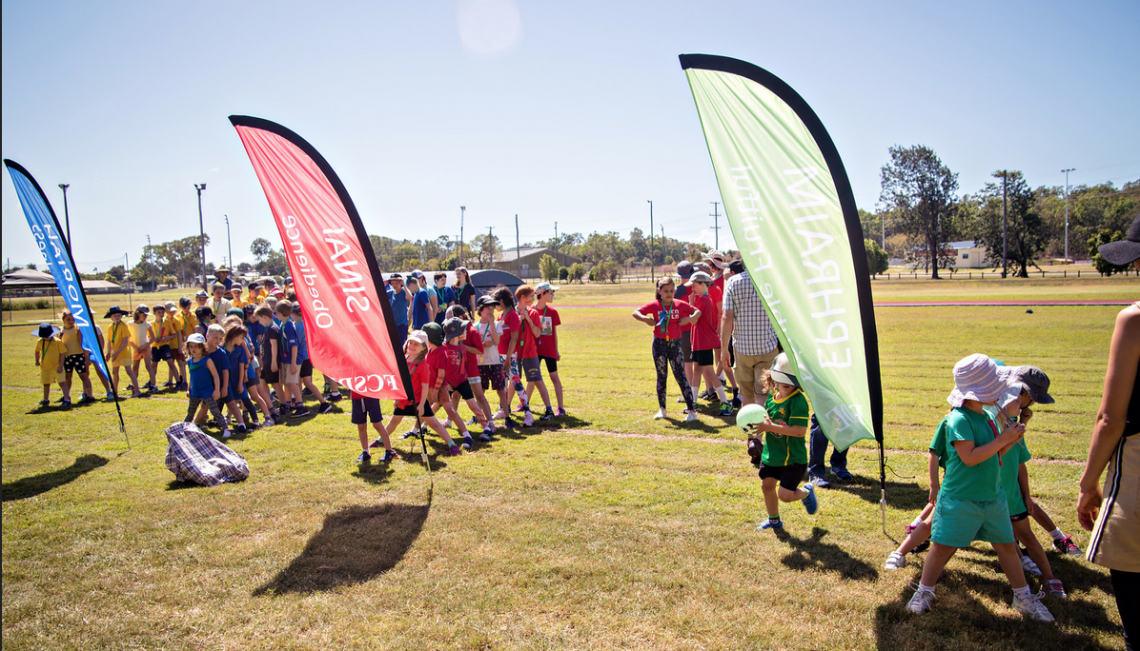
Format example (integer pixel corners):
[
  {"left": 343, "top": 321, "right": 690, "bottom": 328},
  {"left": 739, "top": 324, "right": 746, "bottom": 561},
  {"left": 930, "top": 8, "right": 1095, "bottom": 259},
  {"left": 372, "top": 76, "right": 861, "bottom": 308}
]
[
  {"left": 710, "top": 201, "right": 720, "bottom": 250},
  {"left": 58, "top": 184, "right": 71, "bottom": 255},
  {"left": 459, "top": 206, "right": 465, "bottom": 267},
  {"left": 224, "top": 214, "right": 232, "bottom": 273},
  {"left": 1061, "top": 168, "right": 1075, "bottom": 262},
  {"left": 648, "top": 200, "right": 654, "bottom": 282},
  {"left": 993, "top": 171, "right": 1009, "bottom": 278},
  {"left": 195, "top": 183, "right": 207, "bottom": 290}
]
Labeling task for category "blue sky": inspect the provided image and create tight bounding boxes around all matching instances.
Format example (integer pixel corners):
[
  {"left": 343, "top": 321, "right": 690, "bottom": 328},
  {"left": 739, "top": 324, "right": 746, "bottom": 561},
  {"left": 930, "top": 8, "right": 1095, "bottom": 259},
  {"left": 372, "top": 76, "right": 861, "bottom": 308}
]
[{"left": 3, "top": 0, "right": 1138, "bottom": 272}]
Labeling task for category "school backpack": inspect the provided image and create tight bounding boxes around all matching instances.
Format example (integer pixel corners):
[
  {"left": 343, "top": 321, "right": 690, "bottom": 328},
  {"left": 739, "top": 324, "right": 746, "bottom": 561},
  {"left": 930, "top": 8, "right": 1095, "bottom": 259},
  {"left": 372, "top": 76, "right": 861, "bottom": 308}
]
[{"left": 164, "top": 421, "right": 250, "bottom": 486}]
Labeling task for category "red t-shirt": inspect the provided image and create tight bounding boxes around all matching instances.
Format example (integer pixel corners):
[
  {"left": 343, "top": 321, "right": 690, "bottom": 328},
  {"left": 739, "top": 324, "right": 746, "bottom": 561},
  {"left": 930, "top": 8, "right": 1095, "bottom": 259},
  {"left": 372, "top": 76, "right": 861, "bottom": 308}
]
[
  {"left": 691, "top": 293, "right": 719, "bottom": 351},
  {"left": 497, "top": 309, "right": 521, "bottom": 356},
  {"left": 396, "top": 358, "right": 432, "bottom": 407},
  {"left": 674, "top": 285, "right": 694, "bottom": 333},
  {"left": 638, "top": 299, "right": 695, "bottom": 341},
  {"left": 463, "top": 325, "right": 483, "bottom": 379},
  {"left": 426, "top": 346, "right": 448, "bottom": 391},
  {"left": 712, "top": 273, "right": 725, "bottom": 294},
  {"left": 707, "top": 283, "right": 723, "bottom": 344},
  {"left": 442, "top": 342, "right": 466, "bottom": 388},
  {"left": 534, "top": 305, "right": 561, "bottom": 359},
  {"left": 517, "top": 308, "right": 539, "bottom": 359}
]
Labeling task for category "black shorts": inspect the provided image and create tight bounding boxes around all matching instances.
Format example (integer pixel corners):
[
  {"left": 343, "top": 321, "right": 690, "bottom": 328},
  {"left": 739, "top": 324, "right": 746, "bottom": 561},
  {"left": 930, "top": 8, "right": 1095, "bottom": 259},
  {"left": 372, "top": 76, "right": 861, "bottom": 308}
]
[
  {"left": 680, "top": 330, "right": 693, "bottom": 362},
  {"left": 63, "top": 353, "right": 88, "bottom": 373},
  {"left": 540, "top": 356, "right": 558, "bottom": 373},
  {"left": 1010, "top": 510, "right": 1029, "bottom": 522},
  {"left": 692, "top": 349, "right": 715, "bottom": 366},
  {"left": 759, "top": 463, "right": 808, "bottom": 491},
  {"left": 393, "top": 402, "right": 434, "bottom": 418},
  {"left": 151, "top": 345, "right": 173, "bottom": 362},
  {"left": 449, "top": 379, "right": 475, "bottom": 401},
  {"left": 260, "top": 365, "right": 280, "bottom": 384},
  {"left": 299, "top": 359, "right": 313, "bottom": 378},
  {"left": 479, "top": 364, "right": 505, "bottom": 391},
  {"left": 351, "top": 397, "right": 383, "bottom": 424},
  {"left": 728, "top": 338, "right": 735, "bottom": 367},
  {"left": 521, "top": 357, "right": 542, "bottom": 382}
]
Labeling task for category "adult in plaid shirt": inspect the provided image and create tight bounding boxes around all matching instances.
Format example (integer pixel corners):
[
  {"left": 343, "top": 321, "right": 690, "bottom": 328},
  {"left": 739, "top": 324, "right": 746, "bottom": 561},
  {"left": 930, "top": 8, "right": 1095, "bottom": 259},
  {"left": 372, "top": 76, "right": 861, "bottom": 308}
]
[{"left": 718, "top": 262, "right": 779, "bottom": 406}]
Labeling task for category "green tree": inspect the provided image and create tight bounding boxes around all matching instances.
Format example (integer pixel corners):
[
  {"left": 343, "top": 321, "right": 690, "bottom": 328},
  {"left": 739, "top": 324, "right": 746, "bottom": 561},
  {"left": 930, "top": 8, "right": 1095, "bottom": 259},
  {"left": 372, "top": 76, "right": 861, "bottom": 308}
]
[
  {"left": 250, "top": 238, "right": 273, "bottom": 268},
  {"left": 558, "top": 266, "right": 569, "bottom": 281},
  {"left": 566, "top": 262, "right": 587, "bottom": 284},
  {"left": 879, "top": 145, "right": 959, "bottom": 279},
  {"left": 1087, "top": 229, "right": 1133, "bottom": 276},
  {"left": 25, "top": 263, "right": 37, "bottom": 270},
  {"left": 539, "top": 254, "right": 560, "bottom": 281},
  {"left": 106, "top": 265, "right": 126, "bottom": 281},
  {"left": 973, "top": 171, "right": 1047, "bottom": 278},
  {"left": 262, "top": 249, "right": 288, "bottom": 276},
  {"left": 864, "top": 239, "right": 889, "bottom": 277}
]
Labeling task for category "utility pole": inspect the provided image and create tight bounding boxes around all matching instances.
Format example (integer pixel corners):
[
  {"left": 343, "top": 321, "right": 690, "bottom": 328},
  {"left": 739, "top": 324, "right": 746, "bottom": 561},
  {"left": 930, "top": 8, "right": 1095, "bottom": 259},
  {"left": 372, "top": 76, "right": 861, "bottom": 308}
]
[
  {"left": 488, "top": 226, "right": 494, "bottom": 269},
  {"left": 515, "top": 214, "right": 521, "bottom": 276},
  {"left": 1062, "top": 168, "right": 1075, "bottom": 262},
  {"left": 881, "top": 211, "right": 886, "bottom": 248},
  {"left": 994, "top": 170, "right": 1009, "bottom": 278},
  {"left": 710, "top": 201, "right": 721, "bottom": 250},
  {"left": 459, "top": 206, "right": 465, "bottom": 267},
  {"left": 194, "top": 183, "right": 207, "bottom": 290},
  {"left": 146, "top": 234, "right": 152, "bottom": 292},
  {"left": 58, "top": 184, "right": 72, "bottom": 256},
  {"left": 224, "top": 214, "right": 232, "bottom": 273},
  {"left": 648, "top": 200, "right": 654, "bottom": 282}
]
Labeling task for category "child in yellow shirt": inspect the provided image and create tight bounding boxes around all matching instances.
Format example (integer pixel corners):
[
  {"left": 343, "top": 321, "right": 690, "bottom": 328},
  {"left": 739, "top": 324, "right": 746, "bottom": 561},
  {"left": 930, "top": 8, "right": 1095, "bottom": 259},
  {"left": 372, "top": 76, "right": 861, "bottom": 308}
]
[
  {"left": 104, "top": 305, "right": 140, "bottom": 397},
  {"left": 59, "top": 311, "right": 96, "bottom": 404},
  {"left": 33, "top": 323, "right": 67, "bottom": 406}
]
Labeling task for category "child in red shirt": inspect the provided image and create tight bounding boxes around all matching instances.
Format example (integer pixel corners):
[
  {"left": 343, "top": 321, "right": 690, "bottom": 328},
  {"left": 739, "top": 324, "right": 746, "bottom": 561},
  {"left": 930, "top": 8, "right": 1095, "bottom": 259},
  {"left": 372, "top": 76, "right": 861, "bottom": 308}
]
[
  {"left": 434, "top": 317, "right": 492, "bottom": 448},
  {"left": 382, "top": 329, "right": 460, "bottom": 456},
  {"left": 515, "top": 285, "right": 552, "bottom": 426},
  {"left": 631, "top": 276, "right": 702, "bottom": 422},
  {"left": 688, "top": 271, "right": 733, "bottom": 416},
  {"left": 531, "top": 282, "right": 565, "bottom": 417},
  {"left": 492, "top": 286, "right": 523, "bottom": 429}
]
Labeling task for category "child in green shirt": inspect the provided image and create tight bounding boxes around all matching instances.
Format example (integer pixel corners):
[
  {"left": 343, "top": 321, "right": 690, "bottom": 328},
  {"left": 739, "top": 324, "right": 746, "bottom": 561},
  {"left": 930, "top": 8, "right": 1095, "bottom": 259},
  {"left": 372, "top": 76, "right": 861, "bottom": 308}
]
[
  {"left": 906, "top": 354, "right": 1053, "bottom": 622},
  {"left": 746, "top": 353, "right": 819, "bottom": 530}
]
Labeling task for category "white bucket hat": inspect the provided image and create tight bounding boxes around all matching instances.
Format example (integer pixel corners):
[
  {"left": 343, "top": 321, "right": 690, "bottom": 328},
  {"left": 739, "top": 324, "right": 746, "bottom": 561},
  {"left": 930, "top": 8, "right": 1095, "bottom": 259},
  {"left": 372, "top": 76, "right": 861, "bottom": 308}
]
[
  {"left": 769, "top": 352, "right": 799, "bottom": 388},
  {"left": 947, "top": 354, "right": 1014, "bottom": 407}
]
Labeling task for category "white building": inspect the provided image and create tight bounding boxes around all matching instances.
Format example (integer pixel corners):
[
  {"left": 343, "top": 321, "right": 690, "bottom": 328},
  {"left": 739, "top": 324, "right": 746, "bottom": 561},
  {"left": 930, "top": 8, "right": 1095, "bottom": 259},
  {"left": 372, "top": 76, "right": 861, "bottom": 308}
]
[{"left": 948, "top": 241, "right": 987, "bottom": 269}]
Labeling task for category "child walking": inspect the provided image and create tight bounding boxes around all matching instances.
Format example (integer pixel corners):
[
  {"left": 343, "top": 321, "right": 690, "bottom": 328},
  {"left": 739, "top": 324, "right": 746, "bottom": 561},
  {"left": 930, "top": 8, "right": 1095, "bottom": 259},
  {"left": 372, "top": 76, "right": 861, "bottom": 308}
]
[
  {"left": 748, "top": 353, "right": 819, "bottom": 530},
  {"left": 905, "top": 354, "right": 1053, "bottom": 622},
  {"left": 355, "top": 391, "right": 396, "bottom": 464},
  {"left": 33, "top": 323, "right": 67, "bottom": 406},
  {"left": 383, "top": 330, "right": 461, "bottom": 456},
  {"left": 184, "top": 333, "right": 232, "bottom": 439},
  {"left": 631, "top": 277, "right": 700, "bottom": 422}
]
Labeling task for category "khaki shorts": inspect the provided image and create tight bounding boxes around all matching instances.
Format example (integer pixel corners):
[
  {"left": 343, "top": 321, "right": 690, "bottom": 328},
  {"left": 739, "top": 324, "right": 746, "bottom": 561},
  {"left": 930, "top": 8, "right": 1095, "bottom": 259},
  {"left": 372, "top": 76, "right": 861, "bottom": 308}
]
[
  {"left": 1087, "top": 434, "right": 1140, "bottom": 572},
  {"left": 734, "top": 349, "right": 779, "bottom": 401}
]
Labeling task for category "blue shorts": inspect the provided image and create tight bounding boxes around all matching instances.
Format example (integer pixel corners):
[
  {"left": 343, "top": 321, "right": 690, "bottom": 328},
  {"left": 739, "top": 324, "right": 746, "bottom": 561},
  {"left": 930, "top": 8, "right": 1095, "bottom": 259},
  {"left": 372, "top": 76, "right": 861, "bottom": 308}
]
[
  {"left": 931, "top": 495, "right": 1014, "bottom": 547},
  {"left": 352, "top": 397, "right": 384, "bottom": 424}
]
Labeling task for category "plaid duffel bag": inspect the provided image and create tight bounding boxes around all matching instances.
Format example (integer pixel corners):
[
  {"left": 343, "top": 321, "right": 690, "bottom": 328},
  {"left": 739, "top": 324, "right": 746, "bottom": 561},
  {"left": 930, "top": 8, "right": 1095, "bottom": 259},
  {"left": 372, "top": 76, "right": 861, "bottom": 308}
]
[{"left": 164, "top": 422, "right": 250, "bottom": 486}]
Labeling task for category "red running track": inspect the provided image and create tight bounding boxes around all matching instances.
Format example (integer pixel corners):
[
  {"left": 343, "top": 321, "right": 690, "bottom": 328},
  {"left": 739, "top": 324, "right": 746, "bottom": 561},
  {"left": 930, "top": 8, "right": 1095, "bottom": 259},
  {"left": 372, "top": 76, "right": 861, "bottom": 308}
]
[{"left": 557, "top": 299, "right": 1134, "bottom": 309}]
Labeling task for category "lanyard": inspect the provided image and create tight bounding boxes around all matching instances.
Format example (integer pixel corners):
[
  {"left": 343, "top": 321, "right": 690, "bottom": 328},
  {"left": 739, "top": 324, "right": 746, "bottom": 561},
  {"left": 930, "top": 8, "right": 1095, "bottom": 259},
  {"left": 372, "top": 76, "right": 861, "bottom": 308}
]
[{"left": 660, "top": 300, "right": 672, "bottom": 341}]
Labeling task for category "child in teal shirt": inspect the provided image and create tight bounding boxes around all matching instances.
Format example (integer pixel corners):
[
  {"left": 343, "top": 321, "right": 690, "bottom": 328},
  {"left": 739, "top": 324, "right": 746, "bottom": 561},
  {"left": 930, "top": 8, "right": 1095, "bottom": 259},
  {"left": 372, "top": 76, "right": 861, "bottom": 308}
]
[{"left": 907, "top": 354, "right": 1053, "bottom": 622}]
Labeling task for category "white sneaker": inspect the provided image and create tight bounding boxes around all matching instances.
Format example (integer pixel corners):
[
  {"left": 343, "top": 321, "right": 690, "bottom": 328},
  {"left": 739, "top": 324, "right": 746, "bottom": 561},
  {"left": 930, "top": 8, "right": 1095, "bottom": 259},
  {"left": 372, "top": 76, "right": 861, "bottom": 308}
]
[
  {"left": 675, "top": 397, "right": 685, "bottom": 403},
  {"left": 653, "top": 409, "right": 666, "bottom": 419},
  {"left": 491, "top": 410, "right": 506, "bottom": 420},
  {"left": 884, "top": 551, "right": 907, "bottom": 570},
  {"left": 1020, "top": 554, "right": 1042, "bottom": 577},
  {"left": 905, "top": 587, "right": 935, "bottom": 614},
  {"left": 1012, "top": 591, "right": 1054, "bottom": 622},
  {"left": 222, "top": 430, "right": 232, "bottom": 439},
  {"left": 684, "top": 410, "right": 698, "bottom": 423},
  {"left": 441, "top": 419, "right": 453, "bottom": 429}
]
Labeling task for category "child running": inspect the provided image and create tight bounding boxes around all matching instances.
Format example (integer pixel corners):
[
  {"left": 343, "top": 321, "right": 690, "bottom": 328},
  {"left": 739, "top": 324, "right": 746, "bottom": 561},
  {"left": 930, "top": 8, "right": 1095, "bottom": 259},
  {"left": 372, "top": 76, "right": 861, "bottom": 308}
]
[
  {"left": 748, "top": 353, "right": 819, "bottom": 530},
  {"left": 631, "top": 276, "right": 700, "bottom": 422},
  {"left": 183, "top": 333, "right": 231, "bottom": 439},
  {"left": 905, "top": 354, "right": 1053, "bottom": 622},
  {"left": 382, "top": 330, "right": 461, "bottom": 456},
  {"left": 33, "top": 323, "right": 67, "bottom": 407}
]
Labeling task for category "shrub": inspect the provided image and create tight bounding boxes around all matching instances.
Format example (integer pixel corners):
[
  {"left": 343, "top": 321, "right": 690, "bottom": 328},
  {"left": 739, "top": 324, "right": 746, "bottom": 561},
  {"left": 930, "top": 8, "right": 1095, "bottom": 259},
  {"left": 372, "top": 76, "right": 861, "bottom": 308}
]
[
  {"left": 566, "top": 263, "right": 586, "bottom": 284},
  {"left": 558, "top": 266, "right": 569, "bottom": 281},
  {"left": 2, "top": 298, "right": 53, "bottom": 311}
]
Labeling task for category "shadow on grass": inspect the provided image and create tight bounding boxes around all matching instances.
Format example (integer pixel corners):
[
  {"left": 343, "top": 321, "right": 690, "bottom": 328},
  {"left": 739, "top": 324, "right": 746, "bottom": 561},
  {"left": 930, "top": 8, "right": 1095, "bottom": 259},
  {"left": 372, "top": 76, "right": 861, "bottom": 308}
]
[
  {"left": 957, "top": 548, "right": 1115, "bottom": 596},
  {"left": 829, "top": 474, "right": 930, "bottom": 511},
  {"left": 253, "top": 503, "right": 429, "bottom": 595},
  {"left": 351, "top": 459, "right": 396, "bottom": 485},
  {"left": 775, "top": 526, "right": 879, "bottom": 582},
  {"left": 2, "top": 454, "right": 109, "bottom": 501},
  {"left": 876, "top": 566, "right": 1120, "bottom": 651}
]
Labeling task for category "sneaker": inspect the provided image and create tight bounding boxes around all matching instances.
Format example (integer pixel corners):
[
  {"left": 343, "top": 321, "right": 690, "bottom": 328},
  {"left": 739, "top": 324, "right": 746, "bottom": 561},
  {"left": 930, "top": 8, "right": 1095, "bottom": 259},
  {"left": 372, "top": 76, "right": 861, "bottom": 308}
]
[
  {"left": 460, "top": 436, "right": 473, "bottom": 450},
  {"left": 356, "top": 450, "right": 371, "bottom": 463},
  {"left": 328, "top": 392, "right": 343, "bottom": 402},
  {"left": 514, "top": 404, "right": 527, "bottom": 413},
  {"left": 163, "top": 380, "right": 175, "bottom": 388},
  {"left": 504, "top": 416, "right": 518, "bottom": 429},
  {"left": 801, "top": 483, "right": 819, "bottom": 515},
  {"left": 683, "top": 410, "right": 698, "bottom": 423},
  {"left": 884, "top": 551, "right": 907, "bottom": 570},
  {"left": 491, "top": 410, "right": 507, "bottom": 420},
  {"left": 105, "top": 391, "right": 116, "bottom": 401},
  {"left": 523, "top": 411, "right": 534, "bottom": 427},
  {"left": 449, "top": 444, "right": 461, "bottom": 456},
  {"left": 79, "top": 394, "right": 96, "bottom": 405},
  {"left": 831, "top": 466, "right": 854, "bottom": 482},
  {"left": 1020, "top": 554, "right": 1042, "bottom": 577},
  {"left": 808, "top": 474, "right": 831, "bottom": 489},
  {"left": 654, "top": 409, "right": 667, "bottom": 420},
  {"left": 318, "top": 402, "right": 334, "bottom": 414},
  {"left": 38, "top": 399, "right": 50, "bottom": 407},
  {"left": 757, "top": 518, "right": 783, "bottom": 530},
  {"left": 401, "top": 428, "right": 420, "bottom": 439},
  {"left": 913, "top": 541, "right": 931, "bottom": 554},
  {"left": 1012, "top": 591, "right": 1055, "bottom": 622},
  {"left": 1053, "top": 535, "right": 1082, "bottom": 556},
  {"left": 235, "top": 424, "right": 247, "bottom": 434},
  {"left": 747, "top": 439, "right": 763, "bottom": 464},
  {"left": 1042, "top": 579, "right": 1067, "bottom": 599},
  {"left": 478, "top": 432, "right": 494, "bottom": 443},
  {"left": 556, "top": 408, "right": 567, "bottom": 417},
  {"left": 60, "top": 398, "right": 72, "bottom": 407},
  {"left": 906, "top": 587, "right": 936, "bottom": 615},
  {"left": 905, "top": 523, "right": 921, "bottom": 536},
  {"left": 302, "top": 386, "right": 313, "bottom": 397},
  {"left": 731, "top": 396, "right": 742, "bottom": 410},
  {"left": 485, "top": 423, "right": 496, "bottom": 435},
  {"left": 676, "top": 397, "right": 686, "bottom": 403},
  {"left": 540, "top": 409, "right": 554, "bottom": 422},
  {"left": 378, "top": 449, "right": 397, "bottom": 463},
  {"left": 222, "top": 430, "right": 233, "bottom": 439},
  {"left": 467, "top": 417, "right": 479, "bottom": 426},
  {"left": 718, "top": 402, "right": 734, "bottom": 417},
  {"left": 262, "top": 418, "right": 275, "bottom": 428},
  {"left": 369, "top": 438, "right": 384, "bottom": 449},
  {"left": 292, "top": 407, "right": 312, "bottom": 418}
]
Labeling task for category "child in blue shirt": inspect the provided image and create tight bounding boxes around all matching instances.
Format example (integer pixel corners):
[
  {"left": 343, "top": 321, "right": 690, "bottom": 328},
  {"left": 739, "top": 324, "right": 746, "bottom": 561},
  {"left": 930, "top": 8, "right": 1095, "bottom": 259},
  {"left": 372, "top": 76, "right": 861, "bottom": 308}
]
[{"left": 183, "top": 333, "right": 231, "bottom": 439}]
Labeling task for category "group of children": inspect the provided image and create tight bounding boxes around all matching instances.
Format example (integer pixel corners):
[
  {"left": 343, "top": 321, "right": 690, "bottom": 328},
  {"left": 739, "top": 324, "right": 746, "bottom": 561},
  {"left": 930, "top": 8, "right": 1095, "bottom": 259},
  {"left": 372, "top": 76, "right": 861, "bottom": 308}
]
[{"left": 351, "top": 281, "right": 567, "bottom": 463}]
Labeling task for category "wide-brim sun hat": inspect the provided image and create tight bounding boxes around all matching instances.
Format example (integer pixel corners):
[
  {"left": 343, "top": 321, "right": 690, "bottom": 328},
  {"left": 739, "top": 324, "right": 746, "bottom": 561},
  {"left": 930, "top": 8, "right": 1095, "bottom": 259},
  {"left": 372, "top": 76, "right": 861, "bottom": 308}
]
[
  {"left": 1097, "top": 213, "right": 1140, "bottom": 266},
  {"left": 34, "top": 323, "right": 61, "bottom": 338},
  {"left": 998, "top": 365, "right": 1055, "bottom": 405},
  {"left": 103, "top": 306, "right": 128, "bottom": 318},
  {"left": 442, "top": 317, "right": 469, "bottom": 341},
  {"left": 947, "top": 353, "right": 1015, "bottom": 407},
  {"left": 769, "top": 352, "right": 799, "bottom": 388},
  {"left": 703, "top": 250, "right": 727, "bottom": 269}
]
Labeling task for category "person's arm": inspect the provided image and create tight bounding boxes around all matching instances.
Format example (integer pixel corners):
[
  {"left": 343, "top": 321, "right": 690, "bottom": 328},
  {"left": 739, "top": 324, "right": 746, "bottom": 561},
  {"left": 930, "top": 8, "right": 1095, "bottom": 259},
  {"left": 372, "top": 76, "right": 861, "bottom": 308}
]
[
  {"left": 429, "top": 367, "right": 445, "bottom": 404},
  {"left": 207, "top": 359, "right": 221, "bottom": 400},
  {"left": 1079, "top": 304, "right": 1140, "bottom": 530},
  {"left": 951, "top": 422, "right": 1025, "bottom": 466},
  {"left": 679, "top": 308, "right": 701, "bottom": 326},
  {"left": 269, "top": 337, "right": 278, "bottom": 372},
  {"left": 35, "top": 347, "right": 42, "bottom": 366},
  {"left": 220, "top": 366, "right": 229, "bottom": 398},
  {"left": 927, "top": 452, "right": 940, "bottom": 505},
  {"left": 505, "top": 331, "right": 519, "bottom": 359},
  {"left": 720, "top": 310, "right": 735, "bottom": 366},
  {"left": 754, "top": 418, "right": 808, "bottom": 438},
  {"left": 489, "top": 322, "right": 500, "bottom": 347},
  {"left": 418, "top": 381, "right": 430, "bottom": 410},
  {"left": 236, "top": 359, "right": 246, "bottom": 394},
  {"left": 147, "top": 326, "right": 158, "bottom": 346},
  {"left": 631, "top": 309, "right": 656, "bottom": 326},
  {"left": 429, "top": 295, "right": 439, "bottom": 321},
  {"left": 524, "top": 310, "right": 542, "bottom": 336}
]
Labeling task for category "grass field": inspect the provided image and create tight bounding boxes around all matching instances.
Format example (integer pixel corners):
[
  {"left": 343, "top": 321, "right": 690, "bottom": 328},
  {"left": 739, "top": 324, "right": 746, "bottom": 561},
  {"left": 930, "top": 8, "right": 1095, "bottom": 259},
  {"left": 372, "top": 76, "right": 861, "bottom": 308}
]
[{"left": 3, "top": 277, "right": 1137, "bottom": 650}]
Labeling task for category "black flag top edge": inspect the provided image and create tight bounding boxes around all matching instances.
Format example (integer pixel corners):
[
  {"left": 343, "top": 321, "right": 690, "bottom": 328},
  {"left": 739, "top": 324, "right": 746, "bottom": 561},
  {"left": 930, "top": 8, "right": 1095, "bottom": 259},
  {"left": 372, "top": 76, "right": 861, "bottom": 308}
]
[
  {"left": 3, "top": 158, "right": 127, "bottom": 435},
  {"left": 677, "top": 54, "right": 884, "bottom": 446},
  {"left": 226, "top": 115, "right": 415, "bottom": 401}
]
